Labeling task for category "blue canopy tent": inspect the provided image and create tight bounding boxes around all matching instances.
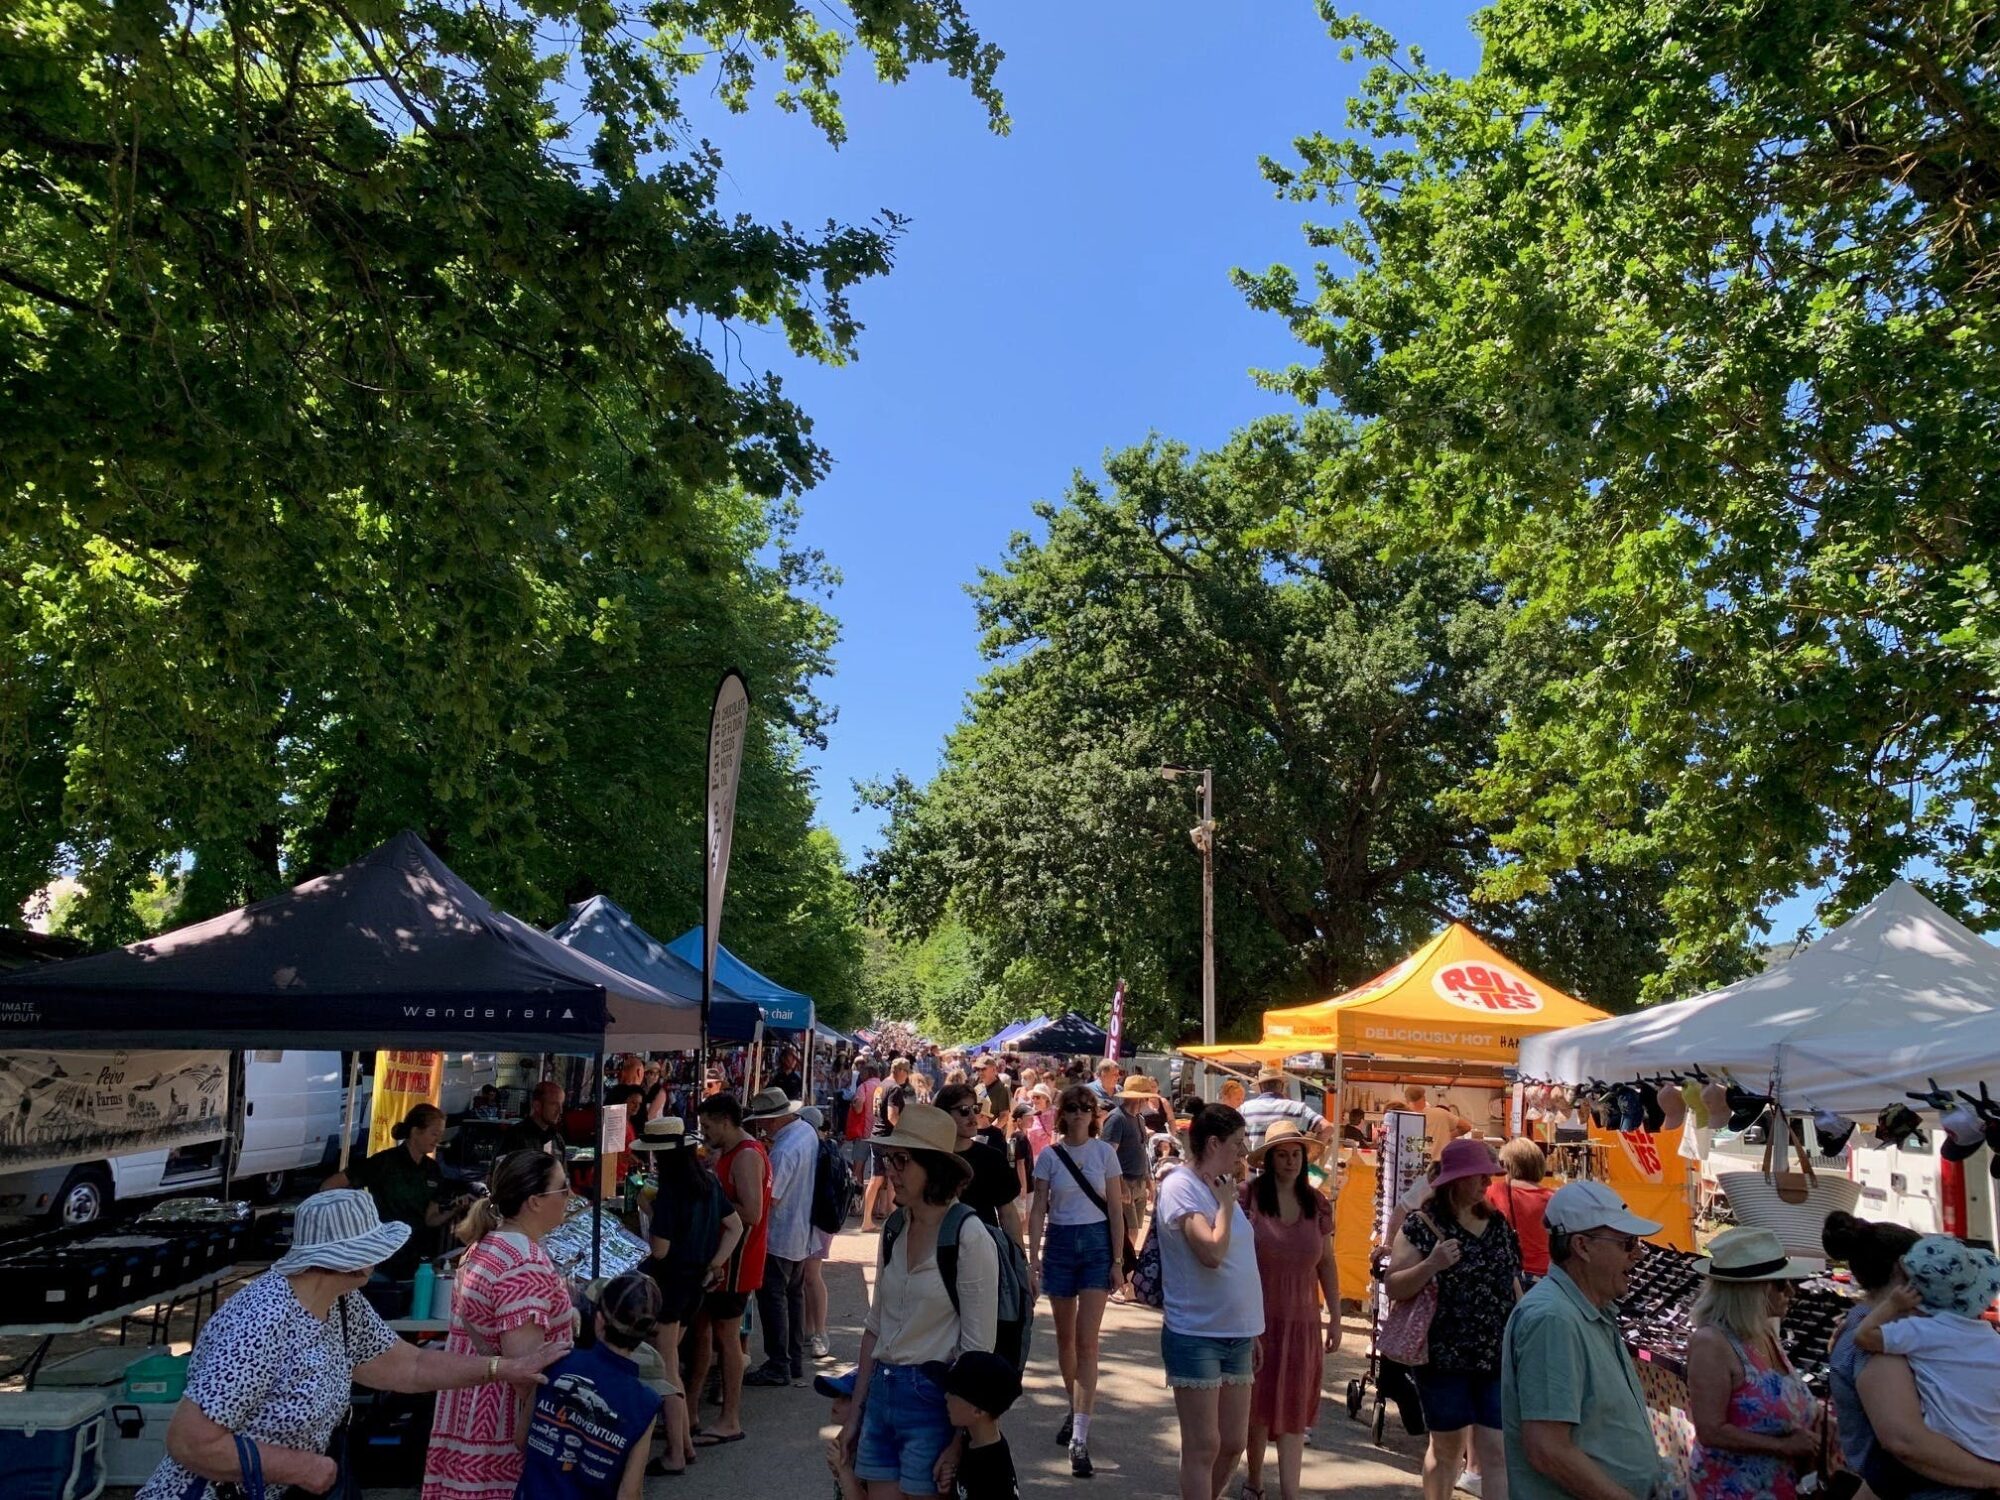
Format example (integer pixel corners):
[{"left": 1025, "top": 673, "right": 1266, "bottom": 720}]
[
  {"left": 547, "top": 896, "right": 763, "bottom": 1043},
  {"left": 968, "top": 1016, "right": 1048, "bottom": 1055},
  {"left": 664, "top": 927, "right": 813, "bottom": 1032},
  {"left": 1006, "top": 1011, "right": 1111, "bottom": 1057}
]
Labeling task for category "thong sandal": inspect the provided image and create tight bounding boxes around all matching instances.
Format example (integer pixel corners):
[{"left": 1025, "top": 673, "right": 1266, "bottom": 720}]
[{"left": 692, "top": 1430, "right": 747, "bottom": 1448}]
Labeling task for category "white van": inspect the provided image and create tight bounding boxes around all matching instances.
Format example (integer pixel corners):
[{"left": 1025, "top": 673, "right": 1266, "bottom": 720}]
[{"left": 0, "top": 1050, "right": 371, "bottom": 1227}]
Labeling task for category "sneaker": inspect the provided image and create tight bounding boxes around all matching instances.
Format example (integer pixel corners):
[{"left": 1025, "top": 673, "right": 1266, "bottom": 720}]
[
  {"left": 1456, "top": 1474, "right": 1482, "bottom": 1497},
  {"left": 1055, "top": 1412, "right": 1074, "bottom": 1447},
  {"left": 809, "top": 1333, "right": 833, "bottom": 1361},
  {"left": 743, "top": 1365, "right": 791, "bottom": 1388},
  {"left": 1069, "top": 1440, "right": 1092, "bottom": 1478}
]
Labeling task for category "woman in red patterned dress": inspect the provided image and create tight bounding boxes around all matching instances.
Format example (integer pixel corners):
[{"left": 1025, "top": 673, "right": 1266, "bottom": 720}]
[{"left": 421, "top": 1151, "right": 578, "bottom": 1500}]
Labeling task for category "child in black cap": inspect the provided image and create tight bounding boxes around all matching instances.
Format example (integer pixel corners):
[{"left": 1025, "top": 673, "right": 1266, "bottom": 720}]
[{"left": 921, "top": 1351, "right": 1022, "bottom": 1500}]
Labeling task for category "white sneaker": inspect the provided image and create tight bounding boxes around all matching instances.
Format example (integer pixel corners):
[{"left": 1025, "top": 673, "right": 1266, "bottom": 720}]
[
  {"left": 1456, "top": 1472, "right": 1483, "bottom": 1497},
  {"left": 809, "top": 1333, "right": 832, "bottom": 1361}
]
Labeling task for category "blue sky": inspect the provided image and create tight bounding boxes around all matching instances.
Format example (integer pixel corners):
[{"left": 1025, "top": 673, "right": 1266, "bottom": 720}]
[{"left": 689, "top": 1, "right": 1835, "bottom": 942}]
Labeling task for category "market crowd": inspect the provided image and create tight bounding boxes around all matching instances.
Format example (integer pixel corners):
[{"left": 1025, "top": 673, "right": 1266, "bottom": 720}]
[{"left": 135, "top": 1051, "right": 2000, "bottom": 1500}]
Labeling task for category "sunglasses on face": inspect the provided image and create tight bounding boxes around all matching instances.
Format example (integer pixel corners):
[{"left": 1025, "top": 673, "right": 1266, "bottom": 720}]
[
  {"left": 532, "top": 1182, "right": 571, "bottom": 1199},
  {"left": 881, "top": 1151, "right": 914, "bottom": 1172},
  {"left": 1582, "top": 1230, "right": 1640, "bottom": 1253},
  {"left": 948, "top": 1105, "right": 978, "bottom": 1118}
]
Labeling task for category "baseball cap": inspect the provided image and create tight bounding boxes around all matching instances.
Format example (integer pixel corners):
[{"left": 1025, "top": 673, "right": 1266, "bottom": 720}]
[
  {"left": 1544, "top": 1180, "right": 1662, "bottom": 1239},
  {"left": 813, "top": 1368, "right": 858, "bottom": 1399},
  {"left": 918, "top": 1351, "right": 1022, "bottom": 1417}
]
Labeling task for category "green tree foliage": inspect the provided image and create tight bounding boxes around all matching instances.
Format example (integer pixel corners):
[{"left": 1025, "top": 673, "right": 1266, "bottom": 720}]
[
  {"left": 2, "top": 0, "right": 1000, "bottom": 1005},
  {"left": 1239, "top": 1, "right": 2000, "bottom": 995},
  {"left": 862, "top": 420, "right": 1675, "bottom": 1043}
]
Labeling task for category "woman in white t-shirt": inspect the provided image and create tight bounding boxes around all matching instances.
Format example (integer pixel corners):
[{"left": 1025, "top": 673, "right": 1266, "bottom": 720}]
[
  {"left": 1029, "top": 1083, "right": 1126, "bottom": 1478},
  {"left": 1155, "top": 1104, "right": 1264, "bottom": 1500}
]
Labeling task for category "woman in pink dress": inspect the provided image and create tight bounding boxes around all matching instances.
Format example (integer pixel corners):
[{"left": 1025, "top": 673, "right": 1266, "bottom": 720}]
[
  {"left": 422, "top": 1150, "right": 578, "bottom": 1500},
  {"left": 1239, "top": 1120, "right": 1340, "bottom": 1500}
]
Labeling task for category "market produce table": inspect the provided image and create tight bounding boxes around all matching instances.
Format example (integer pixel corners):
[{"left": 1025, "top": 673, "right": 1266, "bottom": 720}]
[{"left": 0, "top": 1266, "right": 236, "bottom": 1389}]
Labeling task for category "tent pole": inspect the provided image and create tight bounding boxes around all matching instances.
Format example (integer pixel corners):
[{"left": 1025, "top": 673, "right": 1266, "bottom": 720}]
[
  {"left": 592, "top": 1048, "right": 604, "bottom": 1282},
  {"left": 337, "top": 1051, "right": 361, "bottom": 1174},
  {"left": 749, "top": 1020, "right": 764, "bottom": 1097}
]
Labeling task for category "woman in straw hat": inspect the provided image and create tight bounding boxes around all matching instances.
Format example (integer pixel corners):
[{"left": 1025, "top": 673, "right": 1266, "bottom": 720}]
[
  {"left": 1385, "top": 1136, "right": 1520, "bottom": 1500},
  {"left": 138, "top": 1190, "right": 560, "bottom": 1500},
  {"left": 1686, "top": 1225, "right": 1822, "bottom": 1499},
  {"left": 839, "top": 1102, "right": 997, "bottom": 1500},
  {"left": 1239, "top": 1121, "right": 1340, "bottom": 1500}
]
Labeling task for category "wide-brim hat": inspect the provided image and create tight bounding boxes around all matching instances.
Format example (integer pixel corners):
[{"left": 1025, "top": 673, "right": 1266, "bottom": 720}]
[
  {"left": 1431, "top": 1137, "right": 1504, "bottom": 1190},
  {"left": 744, "top": 1086, "right": 804, "bottom": 1122},
  {"left": 1248, "top": 1119, "right": 1325, "bottom": 1167},
  {"left": 273, "top": 1189, "right": 412, "bottom": 1275},
  {"left": 874, "top": 1102, "right": 960, "bottom": 1155},
  {"left": 629, "top": 1117, "right": 693, "bottom": 1152},
  {"left": 1699, "top": 1226, "right": 1818, "bottom": 1282},
  {"left": 1117, "top": 1074, "right": 1162, "bottom": 1100},
  {"left": 1254, "top": 1064, "right": 1288, "bottom": 1085}
]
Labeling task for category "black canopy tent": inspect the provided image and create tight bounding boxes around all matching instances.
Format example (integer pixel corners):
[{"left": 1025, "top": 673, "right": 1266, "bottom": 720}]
[
  {"left": 0, "top": 831, "right": 697, "bottom": 1277},
  {"left": 0, "top": 832, "right": 697, "bottom": 1051},
  {"left": 1007, "top": 1011, "right": 1113, "bottom": 1056}
]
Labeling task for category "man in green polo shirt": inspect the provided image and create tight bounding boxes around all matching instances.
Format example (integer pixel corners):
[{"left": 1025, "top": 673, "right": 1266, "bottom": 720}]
[{"left": 1502, "top": 1181, "right": 1662, "bottom": 1499}]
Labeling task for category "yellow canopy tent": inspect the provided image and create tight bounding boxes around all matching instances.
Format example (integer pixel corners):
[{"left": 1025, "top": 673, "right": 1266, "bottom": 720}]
[{"left": 1189, "top": 923, "right": 1611, "bottom": 1067}]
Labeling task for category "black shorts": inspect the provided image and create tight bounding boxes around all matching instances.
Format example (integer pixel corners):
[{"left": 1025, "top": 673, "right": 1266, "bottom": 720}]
[
  {"left": 868, "top": 1141, "right": 892, "bottom": 1177},
  {"left": 701, "top": 1289, "right": 750, "bottom": 1320},
  {"left": 645, "top": 1261, "right": 705, "bottom": 1327}
]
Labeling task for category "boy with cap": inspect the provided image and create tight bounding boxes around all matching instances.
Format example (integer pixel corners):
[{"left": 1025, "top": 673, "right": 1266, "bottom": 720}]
[
  {"left": 1855, "top": 1235, "right": 2000, "bottom": 1461},
  {"left": 1502, "top": 1181, "right": 1662, "bottom": 1499},
  {"left": 923, "top": 1351, "right": 1023, "bottom": 1500}
]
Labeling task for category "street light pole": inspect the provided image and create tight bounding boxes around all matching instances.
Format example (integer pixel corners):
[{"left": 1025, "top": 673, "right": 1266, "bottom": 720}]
[{"left": 1160, "top": 765, "right": 1217, "bottom": 1048}]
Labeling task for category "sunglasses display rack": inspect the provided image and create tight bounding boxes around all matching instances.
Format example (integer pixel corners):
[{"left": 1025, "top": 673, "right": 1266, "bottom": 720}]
[{"left": 1615, "top": 1244, "right": 1857, "bottom": 1384}]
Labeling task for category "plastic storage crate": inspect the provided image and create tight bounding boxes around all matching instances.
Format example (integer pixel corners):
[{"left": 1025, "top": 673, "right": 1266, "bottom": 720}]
[
  {"left": 105, "top": 1403, "right": 173, "bottom": 1488},
  {"left": 0, "top": 1390, "right": 109, "bottom": 1500}
]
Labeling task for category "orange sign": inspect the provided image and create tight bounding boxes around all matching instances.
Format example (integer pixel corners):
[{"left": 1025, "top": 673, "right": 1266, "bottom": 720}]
[
  {"left": 1589, "top": 1122, "right": 1695, "bottom": 1252},
  {"left": 367, "top": 1051, "right": 443, "bottom": 1157}
]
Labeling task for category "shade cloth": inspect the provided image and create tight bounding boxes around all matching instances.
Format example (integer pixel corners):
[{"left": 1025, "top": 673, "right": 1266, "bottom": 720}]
[
  {"left": 664, "top": 926, "right": 813, "bottom": 1031},
  {"left": 0, "top": 832, "right": 693, "bottom": 1050},
  {"left": 1516, "top": 880, "right": 2000, "bottom": 1115},
  {"left": 548, "top": 895, "right": 762, "bottom": 1041},
  {"left": 1246, "top": 924, "right": 1611, "bottom": 1065}
]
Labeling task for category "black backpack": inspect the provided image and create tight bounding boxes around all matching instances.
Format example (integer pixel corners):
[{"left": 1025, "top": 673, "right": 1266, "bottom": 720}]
[{"left": 810, "top": 1132, "right": 852, "bottom": 1234}]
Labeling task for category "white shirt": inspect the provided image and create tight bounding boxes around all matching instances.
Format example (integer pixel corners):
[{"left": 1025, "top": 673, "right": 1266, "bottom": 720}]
[
  {"left": 864, "top": 1212, "right": 998, "bottom": 1366},
  {"left": 1155, "top": 1166, "right": 1264, "bottom": 1339},
  {"left": 762, "top": 1117, "right": 819, "bottom": 1262},
  {"left": 1882, "top": 1313, "right": 2000, "bottom": 1461},
  {"left": 1033, "top": 1138, "right": 1120, "bottom": 1225}
]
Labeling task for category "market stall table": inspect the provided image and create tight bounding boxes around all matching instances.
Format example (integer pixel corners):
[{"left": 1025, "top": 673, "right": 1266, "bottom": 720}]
[{"left": 0, "top": 1267, "right": 237, "bottom": 1389}]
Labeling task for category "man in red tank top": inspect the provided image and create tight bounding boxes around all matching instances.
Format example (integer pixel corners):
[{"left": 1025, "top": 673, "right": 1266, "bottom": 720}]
[{"left": 687, "top": 1092, "right": 771, "bottom": 1443}]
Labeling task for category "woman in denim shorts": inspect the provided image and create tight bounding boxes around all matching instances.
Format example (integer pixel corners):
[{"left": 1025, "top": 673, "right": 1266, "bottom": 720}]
[
  {"left": 1029, "top": 1084, "right": 1127, "bottom": 1477},
  {"left": 1154, "top": 1104, "right": 1263, "bottom": 1500},
  {"left": 839, "top": 1103, "right": 998, "bottom": 1500}
]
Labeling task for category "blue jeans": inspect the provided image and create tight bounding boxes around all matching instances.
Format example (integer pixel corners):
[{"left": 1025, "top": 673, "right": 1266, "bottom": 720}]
[
  {"left": 856, "top": 1363, "right": 954, "bottom": 1492},
  {"left": 1043, "top": 1219, "right": 1113, "bottom": 1298},
  {"left": 1161, "top": 1327, "right": 1255, "bottom": 1388}
]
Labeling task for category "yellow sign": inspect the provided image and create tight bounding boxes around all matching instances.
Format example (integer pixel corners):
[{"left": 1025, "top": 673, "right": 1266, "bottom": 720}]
[
  {"left": 1588, "top": 1122, "right": 1696, "bottom": 1252},
  {"left": 367, "top": 1051, "right": 443, "bottom": 1157}
]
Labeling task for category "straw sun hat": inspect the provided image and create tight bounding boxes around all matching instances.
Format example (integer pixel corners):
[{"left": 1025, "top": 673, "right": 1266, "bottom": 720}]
[
  {"left": 1698, "top": 1226, "right": 1819, "bottom": 1282},
  {"left": 1247, "top": 1120, "right": 1325, "bottom": 1168},
  {"left": 628, "top": 1117, "right": 692, "bottom": 1152}
]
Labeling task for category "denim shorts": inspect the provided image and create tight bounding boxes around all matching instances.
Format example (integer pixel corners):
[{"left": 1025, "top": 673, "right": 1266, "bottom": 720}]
[
  {"left": 1042, "top": 1219, "right": 1114, "bottom": 1298},
  {"left": 855, "top": 1363, "right": 954, "bottom": 1492},
  {"left": 1414, "top": 1368, "right": 1502, "bottom": 1432},
  {"left": 1161, "top": 1327, "right": 1255, "bottom": 1389}
]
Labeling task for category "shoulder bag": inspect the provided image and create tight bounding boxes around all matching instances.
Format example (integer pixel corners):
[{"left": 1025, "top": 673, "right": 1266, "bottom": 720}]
[
  {"left": 1377, "top": 1211, "right": 1439, "bottom": 1366},
  {"left": 1052, "top": 1143, "right": 1138, "bottom": 1276}
]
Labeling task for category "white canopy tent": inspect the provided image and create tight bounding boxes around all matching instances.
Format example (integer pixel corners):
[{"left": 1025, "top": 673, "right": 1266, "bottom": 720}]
[{"left": 1517, "top": 880, "right": 2000, "bottom": 1115}]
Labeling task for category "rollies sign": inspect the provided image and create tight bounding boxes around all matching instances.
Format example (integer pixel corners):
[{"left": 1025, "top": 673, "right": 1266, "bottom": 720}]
[{"left": 1431, "top": 961, "right": 1544, "bottom": 1014}]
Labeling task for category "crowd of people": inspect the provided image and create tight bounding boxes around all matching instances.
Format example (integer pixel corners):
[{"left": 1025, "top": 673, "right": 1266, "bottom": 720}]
[{"left": 132, "top": 1051, "right": 2000, "bottom": 1500}]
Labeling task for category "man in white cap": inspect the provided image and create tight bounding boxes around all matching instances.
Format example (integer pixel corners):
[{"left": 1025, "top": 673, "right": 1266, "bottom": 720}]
[{"left": 1501, "top": 1181, "right": 1662, "bottom": 1499}]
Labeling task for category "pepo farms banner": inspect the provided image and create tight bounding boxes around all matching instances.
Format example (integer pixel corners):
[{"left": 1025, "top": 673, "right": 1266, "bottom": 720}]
[
  {"left": 0, "top": 1050, "right": 229, "bottom": 1172},
  {"left": 367, "top": 1051, "right": 443, "bottom": 1157}
]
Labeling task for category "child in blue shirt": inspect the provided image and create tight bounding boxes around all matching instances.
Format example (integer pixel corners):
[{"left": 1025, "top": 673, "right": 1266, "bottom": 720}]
[{"left": 517, "top": 1274, "right": 662, "bottom": 1500}]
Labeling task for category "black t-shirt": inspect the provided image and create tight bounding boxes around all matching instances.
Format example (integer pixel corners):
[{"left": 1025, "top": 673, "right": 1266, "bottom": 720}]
[
  {"left": 873, "top": 1082, "right": 912, "bottom": 1137},
  {"left": 773, "top": 1069, "right": 804, "bottom": 1102},
  {"left": 959, "top": 1139, "right": 1017, "bottom": 1228},
  {"left": 975, "top": 1124, "right": 1007, "bottom": 1155},
  {"left": 956, "top": 1437, "right": 1017, "bottom": 1500},
  {"left": 1008, "top": 1134, "right": 1032, "bottom": 1194},
  {"left": 649, "top": 1172, "right": 728, "bottom": 1282},
  {"left": 499, "top": 1118, "right": 569, "bottom": 1161}
]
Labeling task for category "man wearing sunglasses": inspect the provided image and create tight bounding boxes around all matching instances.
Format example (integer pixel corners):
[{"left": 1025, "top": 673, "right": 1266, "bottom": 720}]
[{"left": 1501, "top": 1181, "right": 1661, "bottom": 1500}]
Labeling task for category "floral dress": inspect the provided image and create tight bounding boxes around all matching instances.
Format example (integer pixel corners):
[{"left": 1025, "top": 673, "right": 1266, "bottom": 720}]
[
  {"left": 1689, "top": 1329, "right": 1817, "bottom": 1500},
  {"left": 421, "top": 1231, "right": 575, "bottom": 1500}
]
